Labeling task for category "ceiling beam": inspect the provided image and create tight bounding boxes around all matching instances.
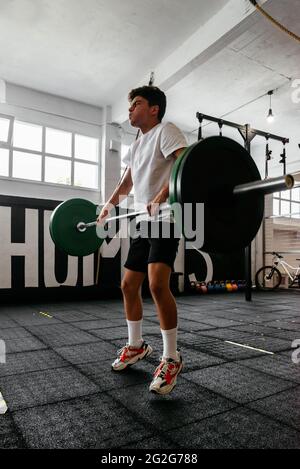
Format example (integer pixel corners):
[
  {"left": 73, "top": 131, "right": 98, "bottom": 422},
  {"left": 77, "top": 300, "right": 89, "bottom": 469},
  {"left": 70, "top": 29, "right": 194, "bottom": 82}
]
[{"left": 112, "top": 0, "right": 269, "bottom": 124}]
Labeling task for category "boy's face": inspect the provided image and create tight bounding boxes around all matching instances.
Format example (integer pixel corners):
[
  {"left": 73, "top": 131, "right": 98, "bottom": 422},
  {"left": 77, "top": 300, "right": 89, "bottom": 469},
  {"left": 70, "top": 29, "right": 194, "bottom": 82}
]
[{"left": 128, "top": 95, "right": 159, "bottom": 128}]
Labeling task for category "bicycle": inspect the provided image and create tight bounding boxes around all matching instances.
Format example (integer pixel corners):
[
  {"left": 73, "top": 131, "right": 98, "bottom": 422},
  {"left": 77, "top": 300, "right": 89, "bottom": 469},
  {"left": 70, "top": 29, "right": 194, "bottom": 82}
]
[{"left": 255, "top": 251, "right": 300, "bottom": 291}]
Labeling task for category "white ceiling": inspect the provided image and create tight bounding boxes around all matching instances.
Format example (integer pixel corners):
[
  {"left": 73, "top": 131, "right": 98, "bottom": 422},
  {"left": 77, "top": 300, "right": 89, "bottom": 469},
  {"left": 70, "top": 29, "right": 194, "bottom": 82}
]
[
  {"left": 164, "top": 0, "right": 300, "bottom": 169},
  {"left": 0, "top": 0, "right": 299, "bottom": 169},
  {"left": 0, "top": 0, "right": 228, "bottom": 104}
]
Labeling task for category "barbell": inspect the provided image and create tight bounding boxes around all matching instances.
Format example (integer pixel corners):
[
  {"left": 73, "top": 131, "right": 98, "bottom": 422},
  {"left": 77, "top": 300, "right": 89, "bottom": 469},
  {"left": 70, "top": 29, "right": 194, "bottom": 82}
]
[{"left": 49, "top": 136, "right": 298, "bottom": 257}]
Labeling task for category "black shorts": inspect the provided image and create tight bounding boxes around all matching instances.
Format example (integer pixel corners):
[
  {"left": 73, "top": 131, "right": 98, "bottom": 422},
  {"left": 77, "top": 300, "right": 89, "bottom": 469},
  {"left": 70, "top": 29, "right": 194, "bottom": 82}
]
[{"left": 124, "top": 221, "right": 181, "bottom": 273}]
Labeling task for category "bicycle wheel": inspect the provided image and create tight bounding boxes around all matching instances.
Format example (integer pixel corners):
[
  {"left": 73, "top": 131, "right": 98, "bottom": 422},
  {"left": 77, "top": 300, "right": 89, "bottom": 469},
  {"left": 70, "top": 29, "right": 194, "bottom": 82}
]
[{"left": 255, "top": 266, "right": 282, "bottom": 291}]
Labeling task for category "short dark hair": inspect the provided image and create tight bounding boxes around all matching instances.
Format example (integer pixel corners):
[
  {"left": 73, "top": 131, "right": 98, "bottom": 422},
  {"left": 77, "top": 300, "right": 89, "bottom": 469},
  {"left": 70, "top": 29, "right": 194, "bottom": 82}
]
[{"left": 128, "top": 86, "right": 167, "bottom": 121}]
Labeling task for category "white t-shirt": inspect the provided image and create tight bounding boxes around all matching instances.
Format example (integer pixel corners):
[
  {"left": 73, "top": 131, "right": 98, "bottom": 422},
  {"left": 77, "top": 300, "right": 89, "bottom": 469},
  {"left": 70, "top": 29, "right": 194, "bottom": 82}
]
[{"left": 122, "top": 122, "right": 187, "bottom": 221}]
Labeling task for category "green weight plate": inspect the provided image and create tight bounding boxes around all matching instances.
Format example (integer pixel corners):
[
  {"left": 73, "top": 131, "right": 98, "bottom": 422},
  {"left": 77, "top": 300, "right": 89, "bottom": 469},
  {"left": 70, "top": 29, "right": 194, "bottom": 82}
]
[
  {"left": 169, "top": 144, "right": 195, "bottom": 234},
  {"left": 169, "top": 144, "right": 196, "bottom": 206},
  {"left": 49, "top": 198, "right": 103, "bottom": 256},
  {"left": 175, "top": 136, "right": 264, "bottom": 253}
]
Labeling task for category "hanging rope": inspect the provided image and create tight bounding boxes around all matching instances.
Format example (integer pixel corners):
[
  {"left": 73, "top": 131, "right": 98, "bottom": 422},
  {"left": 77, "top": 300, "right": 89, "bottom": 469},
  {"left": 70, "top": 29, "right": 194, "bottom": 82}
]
[{"left": 249, "top": 1, "right": 300, "bottom": 43}]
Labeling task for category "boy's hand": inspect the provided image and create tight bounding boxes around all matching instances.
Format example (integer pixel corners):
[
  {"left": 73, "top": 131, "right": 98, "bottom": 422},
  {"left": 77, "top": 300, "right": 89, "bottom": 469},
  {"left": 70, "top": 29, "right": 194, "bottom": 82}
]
[
  {"left": 147, "top": 187, "right": 169, "bottom": 216},
  {"left": 97, "top": 202, "right": 113, "bottom": 225}
]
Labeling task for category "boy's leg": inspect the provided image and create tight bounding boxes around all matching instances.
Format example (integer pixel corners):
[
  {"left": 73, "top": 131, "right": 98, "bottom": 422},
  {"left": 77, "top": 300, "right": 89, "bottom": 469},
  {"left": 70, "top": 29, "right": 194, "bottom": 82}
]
[
  {"left": 112, "top": 268, "right": 152, "bottom": 371},
  {"left": 147, "top": 262, "right": 177, "bottom": 330},
  {"left": 148, "top": 262, "right": 178, "bottom": 360},
  {"left": 148, "top": 262, "right": 183, "bottom": 394},
  {"left": 122, "top": 268, "right": 146, "bottom": 347},
  {"left": 121, "top": 268, "right": 146, "bottom": 322},
  {"left": 122, "top": 233, "right": 148, "bottom": 344}
]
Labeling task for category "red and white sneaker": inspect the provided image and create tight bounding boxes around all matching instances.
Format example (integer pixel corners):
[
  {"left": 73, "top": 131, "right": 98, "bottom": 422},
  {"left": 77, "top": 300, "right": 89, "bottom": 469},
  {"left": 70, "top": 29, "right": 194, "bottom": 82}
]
[
  {"left": 111, "top": 341, "right": 153, "bottom": 371},
  {"left": 149, "top": 352, "right": 183, "bottom": 395}
]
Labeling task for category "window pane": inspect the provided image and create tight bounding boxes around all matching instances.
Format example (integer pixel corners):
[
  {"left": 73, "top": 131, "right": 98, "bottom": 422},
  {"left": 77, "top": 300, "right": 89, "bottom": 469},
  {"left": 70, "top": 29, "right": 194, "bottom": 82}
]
[
  {"left": 74, "top": 162, "right": 98, "bottom": 189},
  {"left": 281, "top": 189, "right": 290, "bottom": 200},
  {"left": 273, "top": 198, "right": 279, "bottom": 216},
  {"left": 75, "top": 135, "right": 98, "bottom": 162},
  {"left": 13, "top": 151, "right": 41, "bottom": 181},
  {"left": 45, "top": 157, "right": 71, "bottom": 185},
  {"left": 291, "top": 188, "right": 300, "bottom": 202},
  {"left": 281, "top": 200, "right": 290, "bottom": 216},
  {"left": 46, "top": 128, "right": 71, "bottom": 157},
  {"left": 273, "top": 192, "right": 279, "bottom": 198},
  {"left": 13, "top": 121, "right": 42, "bottom": 151},
  {"left": 0, "top": 117, "right": 10, "bottom": 142},
  {"left": 0, "top": 148, "right": 9, "bottom": 176},
  {"left": 291, "top": 202, "right": 300, "bottom": 218}
]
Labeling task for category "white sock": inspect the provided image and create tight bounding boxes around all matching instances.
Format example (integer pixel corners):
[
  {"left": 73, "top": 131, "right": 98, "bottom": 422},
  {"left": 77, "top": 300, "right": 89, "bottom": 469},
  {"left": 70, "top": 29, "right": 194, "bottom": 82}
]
[
  {"left": 126, "top": 319, "right": 143, "bottom": 347},
  {"left": 161, "top": 327, "right": 178, "bottom": 361}
]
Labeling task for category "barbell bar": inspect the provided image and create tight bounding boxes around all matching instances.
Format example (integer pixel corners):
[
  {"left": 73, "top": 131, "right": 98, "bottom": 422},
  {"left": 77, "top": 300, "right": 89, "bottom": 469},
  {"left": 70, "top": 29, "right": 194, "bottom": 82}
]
[
  {"left": 49, "top": 136, "right": 299, "bottom": 257},
  {"left": 76, "top": 206, "right": 171, "bottom": 232},
  {"left": 233, "top": 173, "right": 296, "bottom": 195},
  {"left": 76, "top": 171, "right": 296, "bottom": 233}
]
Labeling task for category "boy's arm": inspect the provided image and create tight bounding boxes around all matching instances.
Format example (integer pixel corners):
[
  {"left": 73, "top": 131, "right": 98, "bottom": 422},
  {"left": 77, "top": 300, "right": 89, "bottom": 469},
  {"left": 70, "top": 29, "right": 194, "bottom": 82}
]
[
  {"left": 147, "top": 147, "right": 186, "bottom": 215},
  {"left": 97, "top": 167, "right": 133, "bottom": 223},
  {"left": 108, "top": 167, "right": 133, "bottom": 206}
]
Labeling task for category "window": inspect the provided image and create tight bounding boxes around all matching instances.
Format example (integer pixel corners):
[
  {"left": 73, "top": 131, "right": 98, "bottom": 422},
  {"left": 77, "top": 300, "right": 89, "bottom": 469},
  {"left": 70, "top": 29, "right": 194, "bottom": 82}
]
[
  {"left": 273, "top": 197, "right": 280, "bottom": 217},
  {"left": 0, "top": 148, "right": 9, "bottom": 176},
  {"left": 0, "top": 117, "right": 100, "bottom": 189},
  {"left": 292, "top": 188, "right": 300, "bottom": 201},
  {"left": 75, "top": 134, "right": 98, "bottom": 162},
  {"left": 74, "top": 162, "right": 98, "bottom": 189},
  {"left": 281, "top": 200, "right": 290, "bottom": 215},
  {"left": 13, "top": 121, "right": 42, "bottom": 152},
  {"left": 13, "top": 151, "right": 42, "bottom": 181},
  {"left": 45, "top": 157, "right": 71, "bottom": 185},
  {"left": 273, "top": 189, "right": 300, "bottom": 219},
  {"left": 291, "top": 202, "right": 300, "bottom": 218},
  {"left": 46, "top": 128, "right": 72, "bottom": 157},
  {"left": 0, "top": 117, "right": 10, "bottom": 142}
]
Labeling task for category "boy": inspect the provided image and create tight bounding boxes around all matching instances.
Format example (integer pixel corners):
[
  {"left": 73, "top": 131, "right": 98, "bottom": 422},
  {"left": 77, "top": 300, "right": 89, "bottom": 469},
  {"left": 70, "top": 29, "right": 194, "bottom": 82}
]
[{"left": 97, "top": 86, "right": 187, "bottom": 394}]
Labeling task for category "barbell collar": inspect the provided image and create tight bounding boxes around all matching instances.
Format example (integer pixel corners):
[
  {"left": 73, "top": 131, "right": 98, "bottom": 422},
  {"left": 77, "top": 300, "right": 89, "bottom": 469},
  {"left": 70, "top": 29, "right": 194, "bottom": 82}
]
[{"left": 292, "top": 171, "right": 300, "bottom": 185}]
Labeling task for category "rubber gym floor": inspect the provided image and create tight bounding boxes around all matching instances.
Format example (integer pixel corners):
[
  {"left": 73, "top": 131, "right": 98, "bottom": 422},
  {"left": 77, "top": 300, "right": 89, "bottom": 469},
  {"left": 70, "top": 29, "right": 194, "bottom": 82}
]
[{"left": 0, "top": 290, "right": 299, "bottom": 449}]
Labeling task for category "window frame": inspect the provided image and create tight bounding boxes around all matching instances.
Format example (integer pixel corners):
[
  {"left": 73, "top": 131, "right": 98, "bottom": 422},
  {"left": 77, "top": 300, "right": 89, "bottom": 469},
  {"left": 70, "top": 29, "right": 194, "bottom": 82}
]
[
  {"left": 74, "top": 132, "right": 99, "bottom": 163},
  {"left": 0, "top": 113, "right": 14, "bottom": 146},
  {"left": 0, "top": 116, "right": 100, "bottom": 191},
  {"left": 273, "top": 189, "right": 300, "bottom": 219}
]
